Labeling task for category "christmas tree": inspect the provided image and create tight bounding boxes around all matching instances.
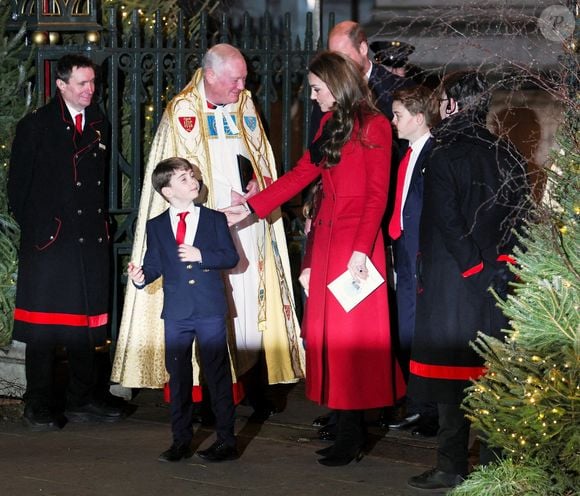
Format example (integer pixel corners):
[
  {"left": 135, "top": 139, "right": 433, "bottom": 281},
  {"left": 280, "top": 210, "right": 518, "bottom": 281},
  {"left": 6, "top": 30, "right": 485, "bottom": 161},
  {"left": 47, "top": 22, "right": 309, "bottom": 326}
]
[
  {"left": 0, "top": 4, "right": 32, "bottom": 346},
  {"left": 452, "top": 72, "right": 579, "bottom": 494}
]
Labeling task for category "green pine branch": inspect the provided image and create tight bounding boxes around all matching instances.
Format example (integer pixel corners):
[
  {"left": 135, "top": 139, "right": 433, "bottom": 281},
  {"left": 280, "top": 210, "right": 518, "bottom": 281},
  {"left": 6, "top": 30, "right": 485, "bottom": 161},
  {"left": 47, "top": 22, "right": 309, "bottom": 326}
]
[
  {"left": 0, "top": 4, "right": 33, "bottom": 346},
  {"left": 457, "top": 112, "right": 580, "bottom": 494}
]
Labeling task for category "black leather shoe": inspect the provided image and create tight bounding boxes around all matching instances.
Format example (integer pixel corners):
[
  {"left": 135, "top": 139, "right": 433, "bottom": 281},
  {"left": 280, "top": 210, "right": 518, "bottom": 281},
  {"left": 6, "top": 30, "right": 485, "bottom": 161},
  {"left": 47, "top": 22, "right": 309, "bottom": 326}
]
[
  {"left": 318, "top": 448, "right": 364, "bottom": 467},
  {"left": 22, "top": 406, "right": 60, "bottom": 432},
  {"left": 388, "top": 413, "right": 420, "bottom": 430},
  {"left": 377, "top": 404, "right": 406, "bottom": 429},
  {"left": 317, "top": 424, "right": 337, "bottom": 441},
  {"left": 158, "top": 443, "right": 194, "bottom": 462},
  {"left": 312, "top": 414, "right": 331, "bottom": 427},
  {"left": 411, "top": 424, "right": 438, "bottom": 437},
  {"left": 408, "top": 468, "right": 464, "bottom": 490},
  {"left": 197, "top": 441, "right": 239, "bottom": 462},
  {"left": 65, "top": 402, "right": 123, "bottom": 423}
]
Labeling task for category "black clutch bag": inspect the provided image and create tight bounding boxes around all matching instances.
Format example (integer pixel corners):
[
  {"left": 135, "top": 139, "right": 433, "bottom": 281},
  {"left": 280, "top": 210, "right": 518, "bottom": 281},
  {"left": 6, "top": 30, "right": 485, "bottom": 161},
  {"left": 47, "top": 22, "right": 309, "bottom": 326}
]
[{"left": 237, "top": 154, "right": 254, "bottom": 192}]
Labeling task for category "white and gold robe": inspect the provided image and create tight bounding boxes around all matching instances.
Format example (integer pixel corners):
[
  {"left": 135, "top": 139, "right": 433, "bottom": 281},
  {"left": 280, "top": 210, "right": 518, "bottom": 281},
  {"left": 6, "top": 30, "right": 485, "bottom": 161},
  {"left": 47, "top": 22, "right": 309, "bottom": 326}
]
[{"left": 111, "top": 69, "right": 304, "bottom": 389}]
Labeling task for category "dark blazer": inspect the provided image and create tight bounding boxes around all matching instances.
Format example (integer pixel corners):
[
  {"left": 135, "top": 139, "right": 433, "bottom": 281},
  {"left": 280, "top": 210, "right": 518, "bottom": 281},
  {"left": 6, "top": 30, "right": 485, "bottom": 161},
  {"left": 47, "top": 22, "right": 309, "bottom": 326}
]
[
  {"left": 8, "top": 92, "right": 110, "bottom": 344},
  {"left": 392, "top": 137, "right": 434, "bottom": 350},
  {"left": 141, "top": 206, "right": 239, "bottom": 320}
]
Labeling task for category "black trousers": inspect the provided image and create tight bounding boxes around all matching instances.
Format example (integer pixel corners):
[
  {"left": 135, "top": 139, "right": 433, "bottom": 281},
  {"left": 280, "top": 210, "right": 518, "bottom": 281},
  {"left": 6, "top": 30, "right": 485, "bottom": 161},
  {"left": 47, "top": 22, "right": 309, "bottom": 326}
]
[
  {"left": 164, "top": 315, "right": 235, "bottom": 447},
  {"left": 24, "top": 328, "right": 97, "bottom": 410},
  {"left": 437, "top": 402, "right": 470, "bottom": 476}
]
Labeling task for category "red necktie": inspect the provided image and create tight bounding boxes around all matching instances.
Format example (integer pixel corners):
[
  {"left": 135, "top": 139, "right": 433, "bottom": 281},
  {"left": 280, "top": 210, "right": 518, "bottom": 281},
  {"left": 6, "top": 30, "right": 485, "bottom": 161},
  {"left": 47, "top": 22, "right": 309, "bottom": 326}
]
[
  {"left": 75, "top": 113, "right": 83, "bottom": 134},
  {"left": 176, "top": 211, "right": 189, "bottom": 245},
  {"left": 388, "top": 146, "right": 413, "bottom": 240}
]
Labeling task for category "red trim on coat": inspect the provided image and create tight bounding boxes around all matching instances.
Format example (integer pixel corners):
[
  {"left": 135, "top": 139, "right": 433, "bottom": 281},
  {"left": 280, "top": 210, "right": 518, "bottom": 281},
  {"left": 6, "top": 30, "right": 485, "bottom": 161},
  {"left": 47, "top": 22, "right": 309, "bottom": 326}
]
[
  {"left": 497, "top": 254, "right": 517, "bottom": 265},
  {"left": 14, "top": 308, "right": 108, "bottom": 328},
  {"left": 462, "top": 261, "right": 483, "bottom": 278},
  {"left": 35, "top": 217, "right": 62, "bottom": 251},
  {"left": 410, "top": 360, "right": 486, "bottom": 380}
]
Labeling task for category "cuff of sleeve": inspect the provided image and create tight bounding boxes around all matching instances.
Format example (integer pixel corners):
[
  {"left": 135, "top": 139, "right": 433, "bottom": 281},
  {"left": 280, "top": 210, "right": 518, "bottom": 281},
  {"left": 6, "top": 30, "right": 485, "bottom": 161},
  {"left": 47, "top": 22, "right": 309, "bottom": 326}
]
[
  {"left": 132, "top": 280, "right": 146, "bottom": 289},
  {"left": 497, "top": 254, "right": 517, "bottom": 265},
  {"left": 462, "top": 261, "right": 484, "bottom": 278}
]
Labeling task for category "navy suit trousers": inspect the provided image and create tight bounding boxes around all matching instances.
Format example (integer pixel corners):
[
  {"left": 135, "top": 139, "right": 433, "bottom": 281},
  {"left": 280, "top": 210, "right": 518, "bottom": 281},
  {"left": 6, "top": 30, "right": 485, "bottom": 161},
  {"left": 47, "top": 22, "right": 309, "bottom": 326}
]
[{"left": 164, "top": 315, "right": 235, "bottom": 447}]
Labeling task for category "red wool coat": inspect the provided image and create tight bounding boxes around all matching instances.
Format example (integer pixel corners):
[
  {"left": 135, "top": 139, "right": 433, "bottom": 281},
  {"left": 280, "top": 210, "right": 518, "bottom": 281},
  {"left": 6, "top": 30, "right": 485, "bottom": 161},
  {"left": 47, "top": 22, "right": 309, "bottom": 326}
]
[{"left": 250, "top": 113, "right": 405, "bottom": 410}]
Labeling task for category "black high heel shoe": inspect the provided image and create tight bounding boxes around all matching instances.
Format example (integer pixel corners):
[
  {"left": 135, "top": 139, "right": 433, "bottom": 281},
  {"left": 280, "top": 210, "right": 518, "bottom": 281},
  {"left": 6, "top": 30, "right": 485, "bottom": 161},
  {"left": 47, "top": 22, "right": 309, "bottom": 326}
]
[{"left": 317, "top": 446, "right": 364, "bottom": 466}]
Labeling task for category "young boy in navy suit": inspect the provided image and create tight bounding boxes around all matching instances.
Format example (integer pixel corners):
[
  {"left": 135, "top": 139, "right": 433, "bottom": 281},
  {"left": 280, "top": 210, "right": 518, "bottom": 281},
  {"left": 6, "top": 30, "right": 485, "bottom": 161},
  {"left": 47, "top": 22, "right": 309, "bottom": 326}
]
[{"left": 127, "top": 157, "right": 240, "bottom": 462}]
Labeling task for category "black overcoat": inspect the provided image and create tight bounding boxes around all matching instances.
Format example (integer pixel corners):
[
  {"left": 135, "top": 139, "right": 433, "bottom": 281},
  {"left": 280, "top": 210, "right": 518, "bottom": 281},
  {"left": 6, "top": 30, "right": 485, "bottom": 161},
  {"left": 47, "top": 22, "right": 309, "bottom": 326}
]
[
  {"left": 8, "top": 92, "right": 110, "bottom": 345},
  {"left": 408, "top": 114, "right": 528, "bottom": 404}
]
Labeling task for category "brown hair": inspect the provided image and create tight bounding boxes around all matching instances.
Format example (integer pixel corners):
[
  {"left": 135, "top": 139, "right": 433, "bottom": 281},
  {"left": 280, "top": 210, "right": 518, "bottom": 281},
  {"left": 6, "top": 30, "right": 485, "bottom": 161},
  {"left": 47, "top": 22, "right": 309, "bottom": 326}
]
[
  {"left": 393, "top": 86, "right": 440, "bottom": 128},
  {"left": 152, "top": 157, "right": 203, "bottom": 197},
  {"left": 308, "top": 51, "right": 377, "bottom": 166}
]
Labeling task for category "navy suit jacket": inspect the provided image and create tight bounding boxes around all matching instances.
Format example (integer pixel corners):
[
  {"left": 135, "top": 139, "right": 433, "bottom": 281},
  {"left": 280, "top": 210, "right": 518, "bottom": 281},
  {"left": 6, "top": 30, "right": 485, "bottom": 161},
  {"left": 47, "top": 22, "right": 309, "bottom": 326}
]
[
  {"left": 140, "top": 205, "right": 239, "bottom": 320},
  {"left": 393, "top": 137, "right": 434, "bottom": 346}
]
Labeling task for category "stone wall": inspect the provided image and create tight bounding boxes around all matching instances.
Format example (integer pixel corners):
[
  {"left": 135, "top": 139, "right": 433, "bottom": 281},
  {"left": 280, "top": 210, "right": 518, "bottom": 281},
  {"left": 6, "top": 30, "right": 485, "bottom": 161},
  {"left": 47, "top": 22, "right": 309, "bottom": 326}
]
[
  {"left": 367, "top": 0, "right": 571, "bottom": 72},
  {"left": 0, "top": 341, "right": 26, "bottom": 398}
]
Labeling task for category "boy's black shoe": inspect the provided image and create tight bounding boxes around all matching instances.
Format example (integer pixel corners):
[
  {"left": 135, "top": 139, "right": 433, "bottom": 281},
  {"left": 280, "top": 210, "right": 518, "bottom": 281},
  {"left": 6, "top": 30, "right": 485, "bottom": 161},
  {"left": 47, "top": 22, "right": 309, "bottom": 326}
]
[
  {"left": 158, "top": 443, "right": 194, "bottom": 462},
  {"left": 197, "top": 441, "right": 239, "bottom": 462}
]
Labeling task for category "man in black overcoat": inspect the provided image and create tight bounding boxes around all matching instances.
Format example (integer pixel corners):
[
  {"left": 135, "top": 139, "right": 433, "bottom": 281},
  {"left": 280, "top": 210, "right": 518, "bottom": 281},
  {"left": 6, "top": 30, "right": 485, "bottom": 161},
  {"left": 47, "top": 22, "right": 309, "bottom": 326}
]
[
  {"left": 8, "top": 54, "right": 122, "bottom": 430},
  {"left": 407, "top": 71, "right": 529, "bottom": 490}
]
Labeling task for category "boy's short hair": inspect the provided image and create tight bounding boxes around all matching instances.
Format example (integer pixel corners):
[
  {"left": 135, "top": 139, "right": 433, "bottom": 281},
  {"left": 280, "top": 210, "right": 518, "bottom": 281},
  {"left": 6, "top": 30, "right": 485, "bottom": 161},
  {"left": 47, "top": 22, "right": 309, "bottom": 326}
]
[
  {"left": 152, "top": 157, "right": 204, "bottom": 197},
  {"left": 393, "top": 86, "right": 440, "bottom": 128}
]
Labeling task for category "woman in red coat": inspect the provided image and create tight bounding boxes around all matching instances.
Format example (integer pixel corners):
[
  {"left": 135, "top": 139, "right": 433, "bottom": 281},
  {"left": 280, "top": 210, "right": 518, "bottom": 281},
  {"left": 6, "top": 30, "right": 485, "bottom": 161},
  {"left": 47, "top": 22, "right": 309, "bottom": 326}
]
[{"left": 224, "top": 51, "right": 405, "bottom": 465}]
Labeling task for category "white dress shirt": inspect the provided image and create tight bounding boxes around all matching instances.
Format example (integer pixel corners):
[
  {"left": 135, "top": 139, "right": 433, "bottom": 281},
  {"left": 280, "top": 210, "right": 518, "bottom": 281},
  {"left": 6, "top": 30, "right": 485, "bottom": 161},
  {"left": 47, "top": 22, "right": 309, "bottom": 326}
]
[{"left": 169, "top": 203, "right": 200, "bottom": 246}]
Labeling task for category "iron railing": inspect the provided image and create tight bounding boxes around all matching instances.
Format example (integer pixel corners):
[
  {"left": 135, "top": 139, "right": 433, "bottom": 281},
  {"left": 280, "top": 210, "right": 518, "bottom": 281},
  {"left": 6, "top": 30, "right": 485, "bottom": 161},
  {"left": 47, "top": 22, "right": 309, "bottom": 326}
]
[{"left": 10, "top": 6, "right": 331, "bottom": 340}]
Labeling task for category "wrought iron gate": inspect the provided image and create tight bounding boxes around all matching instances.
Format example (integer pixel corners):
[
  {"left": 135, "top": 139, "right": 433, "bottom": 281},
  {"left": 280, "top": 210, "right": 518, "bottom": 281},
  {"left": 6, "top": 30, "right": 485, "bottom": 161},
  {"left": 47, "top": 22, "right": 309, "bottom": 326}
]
[{"left": 9, "top": 5, "right": 332, "bottom": 341}]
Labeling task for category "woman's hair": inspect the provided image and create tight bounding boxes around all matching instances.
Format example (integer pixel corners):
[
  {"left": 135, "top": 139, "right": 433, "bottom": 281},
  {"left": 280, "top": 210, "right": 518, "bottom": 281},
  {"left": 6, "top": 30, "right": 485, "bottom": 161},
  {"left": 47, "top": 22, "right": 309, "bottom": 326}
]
[{"left": 308, "top": 51, "right": 377, "bottom": 166}]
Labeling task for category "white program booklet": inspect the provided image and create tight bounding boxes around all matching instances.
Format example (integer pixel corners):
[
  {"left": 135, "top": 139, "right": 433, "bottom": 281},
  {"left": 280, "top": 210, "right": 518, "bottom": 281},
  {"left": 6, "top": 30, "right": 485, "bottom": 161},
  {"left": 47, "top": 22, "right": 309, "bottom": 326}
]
[{"left": 327, "top": 260, "right": 385, "bottom": 312}]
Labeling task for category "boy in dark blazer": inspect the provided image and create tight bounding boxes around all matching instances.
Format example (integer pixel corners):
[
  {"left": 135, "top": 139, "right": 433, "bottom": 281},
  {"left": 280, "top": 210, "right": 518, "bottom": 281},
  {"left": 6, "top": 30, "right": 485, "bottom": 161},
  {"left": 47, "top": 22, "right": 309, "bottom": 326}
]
[
  {"left": 389, "top": 86, "right": 440, "bottom": 436},
  {"left": 128, "top": 157, "right": 239, "bottom": 462}
]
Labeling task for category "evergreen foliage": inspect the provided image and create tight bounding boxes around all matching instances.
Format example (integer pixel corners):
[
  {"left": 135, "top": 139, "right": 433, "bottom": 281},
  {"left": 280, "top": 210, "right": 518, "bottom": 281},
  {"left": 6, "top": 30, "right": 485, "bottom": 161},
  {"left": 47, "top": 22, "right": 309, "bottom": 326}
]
[
  {"left": 455, "top": 82, "right": 579, "bottom": 494},
  {"left": 0, "top": 5, "right": 32, "bottom": 346}
]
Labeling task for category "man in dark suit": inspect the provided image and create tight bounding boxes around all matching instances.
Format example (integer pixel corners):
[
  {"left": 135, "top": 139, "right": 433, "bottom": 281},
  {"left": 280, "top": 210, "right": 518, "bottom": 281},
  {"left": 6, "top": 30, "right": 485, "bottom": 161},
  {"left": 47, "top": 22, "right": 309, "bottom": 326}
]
[
  {"left": 8, "top": 54, "right": 122, "bottom": 430},
  {"left": 407, "top": 71, "right": 529, "bottom": 490},
  {"left": 389, "top": 86, "right": 440, "bottom": 437},
  {"left": 127, "top": 157, "right": 240, "bottom": 463}
]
